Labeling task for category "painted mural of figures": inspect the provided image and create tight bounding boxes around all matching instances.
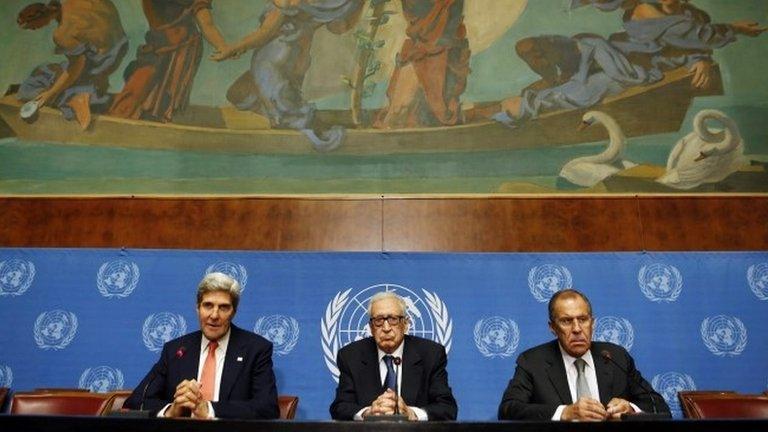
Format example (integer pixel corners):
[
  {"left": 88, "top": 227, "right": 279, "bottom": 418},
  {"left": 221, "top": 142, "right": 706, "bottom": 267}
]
[
  {"left": 16, "top": 0, "right": 128, "bottom": 130},
  {"left": 109, "top": 0, "right": 229, "bottom": 123},
  {"left": 374, "top": 0, "right": 470, "bottom": 129},
  {"left": 213, "top": 0, "right": 365, "bottom": 152},
  {"left": 493, "top": 0, "right": 765, "bottom": 125}
]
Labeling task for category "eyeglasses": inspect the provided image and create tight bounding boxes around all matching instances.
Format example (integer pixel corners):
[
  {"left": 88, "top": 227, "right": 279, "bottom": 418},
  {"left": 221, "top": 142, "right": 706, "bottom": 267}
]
[
  {"left": 370, "top": 315, "right": 406, "bottom": 327},
  {"left": 555, "top": 315, "right": 592, "bottom": 328}
]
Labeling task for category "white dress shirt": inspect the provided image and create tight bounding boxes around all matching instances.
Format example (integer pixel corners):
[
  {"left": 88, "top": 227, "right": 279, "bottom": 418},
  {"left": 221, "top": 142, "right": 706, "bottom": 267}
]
[
  {"left": 157, "top": 329, "right": 231, "bottom": 418},
  {"left": 353, "top": 340, "right": 429, "bottom": 421}
]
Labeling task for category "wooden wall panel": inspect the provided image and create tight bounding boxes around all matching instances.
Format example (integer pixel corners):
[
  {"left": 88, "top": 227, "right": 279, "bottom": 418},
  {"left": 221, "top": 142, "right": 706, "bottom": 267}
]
[
  {"left": 0, "top": 196, "right": 765, "bottom": 252},
  {"left": 0, "top": 198, "right": 383, "bottom": 251}
]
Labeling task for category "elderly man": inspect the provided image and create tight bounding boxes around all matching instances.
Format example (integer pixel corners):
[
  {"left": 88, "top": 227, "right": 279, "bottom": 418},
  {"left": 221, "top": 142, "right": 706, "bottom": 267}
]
[
  {"left": 498, "top": 289, "right": 670, "bottom": 421},
  {"left": 124, "top": 272, "right": 279, "bottom": 419},
  {"left": 330, "top": 291, "right": 457, "bottom": 421}
]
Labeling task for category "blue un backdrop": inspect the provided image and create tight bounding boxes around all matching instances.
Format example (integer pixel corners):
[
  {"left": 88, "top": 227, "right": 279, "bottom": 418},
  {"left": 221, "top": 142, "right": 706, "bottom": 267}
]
[{"left": 0, "top": 249, "right": 767, "bottom": 419}]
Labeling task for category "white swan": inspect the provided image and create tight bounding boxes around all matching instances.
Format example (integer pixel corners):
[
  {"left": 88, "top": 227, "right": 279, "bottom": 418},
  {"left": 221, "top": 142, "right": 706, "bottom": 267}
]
[
  {"left": 657, "top": 109, "right": 745, "bottom": 190},
  {"left": 559, "top": 111, "right": 637, "bottom": 188}
]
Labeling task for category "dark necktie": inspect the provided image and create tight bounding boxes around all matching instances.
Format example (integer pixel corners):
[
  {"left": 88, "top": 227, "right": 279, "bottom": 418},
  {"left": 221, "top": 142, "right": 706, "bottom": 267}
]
[{"left": 383, "top": 355, "right": 397, "bottom": 393}]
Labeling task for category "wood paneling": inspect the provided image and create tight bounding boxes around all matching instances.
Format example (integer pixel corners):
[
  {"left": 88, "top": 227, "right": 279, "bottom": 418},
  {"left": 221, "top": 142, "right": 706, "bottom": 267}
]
[{"left": 1, "top": 196, "right": 765, "bottom": 251}]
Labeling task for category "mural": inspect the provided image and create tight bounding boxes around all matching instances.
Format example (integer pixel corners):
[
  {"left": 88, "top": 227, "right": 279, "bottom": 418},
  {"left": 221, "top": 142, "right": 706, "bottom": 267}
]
[{"left": 0, "top": 0, "right": 766, "bottom": 195}]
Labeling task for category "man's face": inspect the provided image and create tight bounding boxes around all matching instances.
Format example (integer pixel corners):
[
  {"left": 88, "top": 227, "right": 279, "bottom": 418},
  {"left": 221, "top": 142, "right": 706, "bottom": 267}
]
[
  {"left": 197, "top": 290, "right": 234, "bottom": 341},
  {"left": 369, "top": 297, "right": 409, "bottom": 354},
  {"left": 549, "top": 295, "right": 594, "bottom": 357}
]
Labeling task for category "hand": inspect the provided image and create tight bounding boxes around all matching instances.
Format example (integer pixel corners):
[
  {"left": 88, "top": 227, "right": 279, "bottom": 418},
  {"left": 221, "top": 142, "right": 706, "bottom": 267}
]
[
  {"left": 396, "top": 395, "right": 418, "bottom": 421},
  {"left": 689, "top": 60, "right": 712, "bottom": 89},
  {"left": 730, "top": 20, "right": 766, "bottom": 37},
  {"left": 562, "top": 397, "right": 608, "bottom": 422},
  {"left": 364, "top": 389, "right": 397, "bottom": 417},
  {"left": 606, "top": 397, "right": 634, "bottom": 420},
  {"left": 34, "top": 89, "right": 54, "bottom": 107},
  {"left": 210, "top": 45, "right": 243, "bottom": 62},
  {"left": 192, "top": 399, "right": 211, "bottom": 419},
  {"left": 165, "top": 379, "right": 201, "bottom": 417}
]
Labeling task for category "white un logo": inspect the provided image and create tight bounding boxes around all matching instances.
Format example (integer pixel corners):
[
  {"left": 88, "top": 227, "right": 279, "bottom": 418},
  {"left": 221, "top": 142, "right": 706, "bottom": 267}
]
[
  {"left": 142, "top": 312, "right": 187, "bottom": 352},
  {"left": 594, "top": 316, "right": 634, "bottom": 351},
  {"left": 321, "top": 283, "right": 453, "bottom": 382},
  {"left": 205, "top": 262, "right": 248, "bottom": 290},
  {"left": 79, "top": 366, "right": 125, "bottom": 393},
  {"left": 97, "top": 260, "right": 140, "bottom": 298},
  {"left": 528, "top": 264, "right": 572, "bottom": 303},
  {"left": 473, "top": 316, "right": 520, "bottom": 358},
  {"left": 34, "top": 310, "right": 78, "bottom": 350},
  {"left": 0, "top": 365, "right": 12, "bottom": 387},
  {"left": 747, "top": 263, "right": 768, "bottom": 300},
  {"left": 254, "top": 315, "right": 300, "bottom": 355},
  {"left": 652, "top": 372, "right": 696, "bottom": 416},
  {"left": 700, "top": 315, "right": 747, "bottom": 356},
  {"left": 638, "top": 263, "right": 682, "bottom": 302},
  {"left": 0, "top": 259, "right": 35, "bottom": 296}
]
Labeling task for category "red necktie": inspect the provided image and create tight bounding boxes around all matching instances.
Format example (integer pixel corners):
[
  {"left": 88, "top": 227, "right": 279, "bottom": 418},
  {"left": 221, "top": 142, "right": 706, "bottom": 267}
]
[{"left": 200, "top": 341, "right": 218, "bottom": 401}]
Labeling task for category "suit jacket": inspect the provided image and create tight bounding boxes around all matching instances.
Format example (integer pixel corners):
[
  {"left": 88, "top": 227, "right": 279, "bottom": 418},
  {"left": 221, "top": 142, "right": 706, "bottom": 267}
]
[
  {"left": 498, "top": 340, "right": 670, "bottom": 420},
  {"left": 124, "top": 325, "right": 279, "bottom": 419},
  {"left": 329, "top": 335, "right": 457, "bottom": 420}
]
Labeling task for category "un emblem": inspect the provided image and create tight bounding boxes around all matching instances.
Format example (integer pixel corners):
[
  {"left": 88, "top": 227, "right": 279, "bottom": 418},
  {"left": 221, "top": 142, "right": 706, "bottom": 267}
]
[
  {"left": 700, "top": 315, "right": 747, "bottom": 356},
  {"left": 254, "top": 315, "right": 300, "bottom": 355},
  {"left": 473, "top": 317, "right": 520, "bottom": 358},
  {"left": 652, "top": 372, "right": 696, "bottom": 415},
  {"left": 321, "top": 283, "right": 453, "bottom": 382},
  {"left": 0, "top": 365, "right": 12, "bottom": 387},
  {"left": 205, "top": 262, "right": 248, "bottom": 289},
  {"left": 0, "top": 259, "right": 35, "bottom": 296},
  {"left": 142, "top": 312, "right": 187, "bottom": 352},
  {"left": 638, "top": 263, "right": 683, "bottom": 302},
  {"left": 79, "top": 366, "right": 124, "bottom": 393},
  {"left": 747, "top": 263, "right": 768, "bottom": 301},
  {"left": 528, "top": 264, "right": 572, "bottom": 303},
  {"left": 33, "top": 310, "right": 78, "bottom": 350},
  {"left": 594, "top": 316, "right": 634, "bottom": 351},
  {"left": 97, "top": 260, "right": 140, "bottom": 298}
]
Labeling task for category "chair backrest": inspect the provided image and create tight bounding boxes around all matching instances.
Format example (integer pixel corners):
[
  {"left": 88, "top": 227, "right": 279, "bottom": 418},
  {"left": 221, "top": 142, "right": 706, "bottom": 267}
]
[
  {"left": 682, "top": 393, "right": 768, "bottom": 419},
  {"left": 678, "top": 390, "right": 735, "bottom": 418},
  {"left": 11, "top": 392, "right": 116, "bottom": 416},
  {"left": 108, "top": 390, "right": 133, "bottom": 412},
  {"left": 277, "top": 395, "right": 299, "bottom": 420}
]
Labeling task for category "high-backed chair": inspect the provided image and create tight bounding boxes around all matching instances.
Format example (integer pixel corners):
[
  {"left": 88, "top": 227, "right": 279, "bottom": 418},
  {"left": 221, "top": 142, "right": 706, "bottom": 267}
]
[
  {"left": 10, "top": 391, "right": 116, "bottom": 416},
  {"left": 681, "top": 393, "right": 768, "bottom": 419},
  {"left": 678, "top": 390, "right": 735, "bottom": 418},
  {"left": 278, "top": 395, "right": 299, "bottom": 420}
]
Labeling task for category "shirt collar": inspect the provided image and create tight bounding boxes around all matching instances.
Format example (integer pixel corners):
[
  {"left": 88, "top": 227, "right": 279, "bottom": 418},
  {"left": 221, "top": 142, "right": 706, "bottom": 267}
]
[
  {"left": 377, "top": 339, "right": 404, "bottom": 363},
  {"left": 558, "top": 342, "right": 595, "bottom": 369},
  {"left": 201, "top": 327, "right": 231, "bottom": 353}
]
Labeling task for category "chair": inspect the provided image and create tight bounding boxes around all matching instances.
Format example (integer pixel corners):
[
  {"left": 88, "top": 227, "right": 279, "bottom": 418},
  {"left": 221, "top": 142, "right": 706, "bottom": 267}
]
[
  {"left": 10, "top": 391, "right": 116, "bottom": 416},
  {"left": 0, "top": 387, "right": 9, "bottom": 413},
  {"left": 107, "top": 390, "right": 133, "bottom": 412},
  {"left": 278, "top": 395, "right": 299, "bottom": 420},
  {"left": 680, "top": 392, "right": 768, "bottom": 419},
  {"left": 678, "top": 390, "right": 735, "bottom": 418}
]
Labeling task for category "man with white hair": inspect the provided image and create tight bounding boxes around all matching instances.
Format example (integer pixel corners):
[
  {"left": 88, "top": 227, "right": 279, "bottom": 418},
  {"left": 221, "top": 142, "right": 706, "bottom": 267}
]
[
  {"left": 125, "top": 272, "right": 279, "bottom": 419},
  {"left": 330, "top": 291, "right": 457, "bottom": 421}
]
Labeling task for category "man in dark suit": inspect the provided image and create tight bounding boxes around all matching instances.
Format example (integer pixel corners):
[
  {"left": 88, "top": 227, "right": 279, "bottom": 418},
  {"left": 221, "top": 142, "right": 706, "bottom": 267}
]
[
  {"left": 498, "top": 289, "right": 670, "bottom": 421},
  {"left": 330, "top": 291, "right": 457, "bottom": 421},
  {"left": 124, "top": 273, "right": 279, "bottom": 419}
]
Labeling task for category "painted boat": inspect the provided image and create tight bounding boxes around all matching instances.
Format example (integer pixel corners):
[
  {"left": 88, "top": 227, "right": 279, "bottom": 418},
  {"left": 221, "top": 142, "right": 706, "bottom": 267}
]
[{"left": 0, "top": 66, "right": 722, "bottom": 156}]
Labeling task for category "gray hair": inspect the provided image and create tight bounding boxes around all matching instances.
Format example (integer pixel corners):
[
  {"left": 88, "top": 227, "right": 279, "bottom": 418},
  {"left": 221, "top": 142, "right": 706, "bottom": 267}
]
[
  {"left": 197, "top": 272, "right": 241, "bottom": 312},
  {"left": 367, "top": 291, "right": 407, "bottom": 317}
]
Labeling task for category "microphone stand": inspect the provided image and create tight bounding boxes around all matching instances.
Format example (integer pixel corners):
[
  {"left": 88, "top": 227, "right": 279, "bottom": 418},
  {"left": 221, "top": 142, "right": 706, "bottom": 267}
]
[
  {"left": 600, "top": 350, "right": 670, "bottom": 421},
  {"left": 365, "top": 356, "right": 408, "bottom": 422}
]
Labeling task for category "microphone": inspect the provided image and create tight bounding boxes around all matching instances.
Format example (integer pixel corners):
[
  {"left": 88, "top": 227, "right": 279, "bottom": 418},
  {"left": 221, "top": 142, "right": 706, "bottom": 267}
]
[
  {"left": 393, "top": 357, "right": 402, "bottom": 416},
  {"left": 600, "top": 350, "right": 667, "bottom": 419},
  {"left": 365, "top": 355, "right": 407, "bottom": 422},
  {"left": 139, "top": 367, "right": 158, "bottom": 412}
]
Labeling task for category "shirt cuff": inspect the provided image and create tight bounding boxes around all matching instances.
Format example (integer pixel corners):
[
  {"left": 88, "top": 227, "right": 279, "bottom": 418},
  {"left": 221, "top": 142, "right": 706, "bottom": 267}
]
[
  {"left": 157, "top": 403, "right": 171, "bottom": 417},
  {"left": 353, "top": 407, "right": 368, "bottom": 421},
  {"left": 552, "top": 405, "right": 566, "bottom": 420},
  {"left": 410, "top": 406, "right": 428, "bottom": 421},
  {"left": 629, "top": 402, "right": 641, "bottom": 413}
]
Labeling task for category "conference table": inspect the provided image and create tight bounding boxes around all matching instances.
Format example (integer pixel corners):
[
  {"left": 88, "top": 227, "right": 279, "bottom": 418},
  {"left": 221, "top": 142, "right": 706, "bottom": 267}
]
[{"left": 1, "top": 415, "right": 767, "bottom": 432}]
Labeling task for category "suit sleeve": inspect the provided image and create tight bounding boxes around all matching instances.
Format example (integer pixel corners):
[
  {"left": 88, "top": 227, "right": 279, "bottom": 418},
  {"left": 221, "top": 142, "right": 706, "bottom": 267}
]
[
  {"left": 498, "top": 353, "right": 559, "bottom": 420},
  {"left": 211, "top": 342, "right": 280, "bottom": 419},
  {"left": 329, "top": 348, "right": 364, "bottom": 420},
  {"left": 422, "top": 346, "right": 457, "bottom": 420},
  {"left": 123, "top": 345, "right": 174, "bottom": 415}
]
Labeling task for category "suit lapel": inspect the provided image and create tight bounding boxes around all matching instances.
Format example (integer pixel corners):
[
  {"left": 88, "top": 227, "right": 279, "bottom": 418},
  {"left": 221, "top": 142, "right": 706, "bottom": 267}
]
[
  {"left": 219, "top": 326, "right": 245, "bottom": 401},
  {"left": 401, "top": 338, "right": 422, "bottom": 404},
  {"left": 359, "top": 339, "right": 383, "bottom": 402},
  {"left": 180, "top": 333, "right": 201, "bottom": 382},
  {"left": 593, "top": 346, "right": 614, "bottom": 405},
  {"left": 545, "top": 342, "right": 572, "bottom": 404}
]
